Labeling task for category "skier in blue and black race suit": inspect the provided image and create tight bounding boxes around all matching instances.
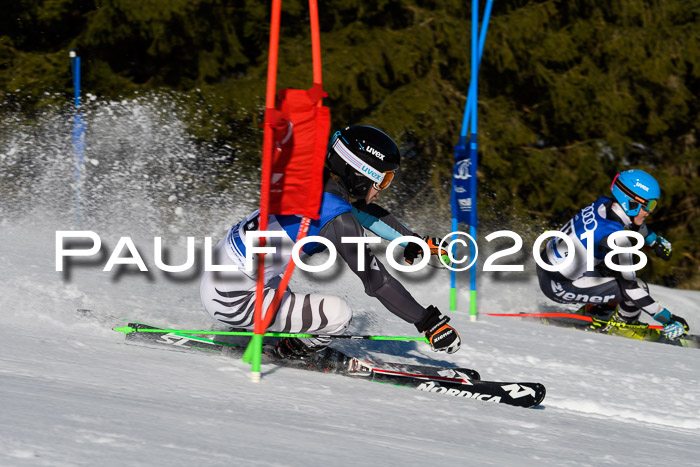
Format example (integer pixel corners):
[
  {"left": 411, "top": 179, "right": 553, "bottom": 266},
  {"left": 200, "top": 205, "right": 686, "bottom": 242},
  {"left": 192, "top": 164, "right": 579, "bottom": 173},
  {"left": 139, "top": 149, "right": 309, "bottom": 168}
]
[
  {"left": 200, "top": 125, "right": 461, "bottom": 358},
  {"left": 536, "top": 169, "right": 689, "bottom": 340}
]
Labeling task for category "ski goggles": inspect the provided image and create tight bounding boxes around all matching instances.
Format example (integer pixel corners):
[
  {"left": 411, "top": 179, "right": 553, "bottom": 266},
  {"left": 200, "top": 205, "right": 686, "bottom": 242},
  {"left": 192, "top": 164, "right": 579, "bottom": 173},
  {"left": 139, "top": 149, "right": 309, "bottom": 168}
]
[
  {"left": 612, "top": 175, "right": 658, "bottom": 213},
  {"left": 332, "top": 136, "right": 396, "bottom": 190}
]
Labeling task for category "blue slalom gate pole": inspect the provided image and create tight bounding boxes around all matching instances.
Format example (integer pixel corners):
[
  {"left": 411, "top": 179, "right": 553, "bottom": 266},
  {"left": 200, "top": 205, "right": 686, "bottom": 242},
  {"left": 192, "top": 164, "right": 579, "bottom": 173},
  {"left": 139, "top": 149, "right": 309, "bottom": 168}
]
[
  {"left": 467, "top": 0, "right": 479, "bottom": 321},
  {"left": 459, "top": 0, "right": 493, "bottom": 139},
  {"left": 70, "top": 50, "right": 85, "bottom": 227},
  {"left": 450, "top": 0, "right": 492, "bottom": 320}
]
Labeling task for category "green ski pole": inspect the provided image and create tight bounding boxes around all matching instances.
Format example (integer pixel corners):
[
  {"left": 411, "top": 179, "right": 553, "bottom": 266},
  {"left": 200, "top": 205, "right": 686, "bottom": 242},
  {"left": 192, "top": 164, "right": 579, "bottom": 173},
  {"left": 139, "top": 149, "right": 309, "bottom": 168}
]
[{"left": 113, "top": 326, "right": 429, "bottom": 343}]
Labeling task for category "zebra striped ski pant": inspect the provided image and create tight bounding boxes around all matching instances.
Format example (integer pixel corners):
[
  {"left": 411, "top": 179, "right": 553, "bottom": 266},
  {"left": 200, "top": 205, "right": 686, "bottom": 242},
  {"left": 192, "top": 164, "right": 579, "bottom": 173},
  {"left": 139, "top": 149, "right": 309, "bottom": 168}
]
[{"left": 200, "top": 242, "right": 352, "bottom": 349}]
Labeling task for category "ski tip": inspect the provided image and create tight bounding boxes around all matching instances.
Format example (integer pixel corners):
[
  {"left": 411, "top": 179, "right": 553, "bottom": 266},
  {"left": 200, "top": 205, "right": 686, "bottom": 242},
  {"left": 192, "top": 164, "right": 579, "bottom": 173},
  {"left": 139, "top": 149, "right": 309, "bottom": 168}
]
[
  {"left": 113, "top": 325, "right": 136, "bottom": 335},
  {"left": 532, "top": 383, "right": 547, "bottom": 407}
]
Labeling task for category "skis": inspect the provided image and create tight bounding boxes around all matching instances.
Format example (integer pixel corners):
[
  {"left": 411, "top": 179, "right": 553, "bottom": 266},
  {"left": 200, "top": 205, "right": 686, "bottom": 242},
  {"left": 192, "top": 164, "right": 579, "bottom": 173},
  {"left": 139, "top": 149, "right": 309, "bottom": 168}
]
[
  {"left": 534, "top": 313, "right": 700, "bottom": 349},
  {"left": 347, "top": 358, "right": 545, "bottom": 408},
  {"left": 122, "top": 322, "right": 546, "bottom": 408},
  {"left": 124, "top": 322, "right": 241, "bottom": 353}
]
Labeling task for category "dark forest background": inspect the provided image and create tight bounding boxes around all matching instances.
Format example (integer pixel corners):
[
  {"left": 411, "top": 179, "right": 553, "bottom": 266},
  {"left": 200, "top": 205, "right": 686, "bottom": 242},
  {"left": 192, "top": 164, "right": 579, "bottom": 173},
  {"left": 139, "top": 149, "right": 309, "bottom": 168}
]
[{"left": 1, "top": 0, "right": 699, "bottom": 287}]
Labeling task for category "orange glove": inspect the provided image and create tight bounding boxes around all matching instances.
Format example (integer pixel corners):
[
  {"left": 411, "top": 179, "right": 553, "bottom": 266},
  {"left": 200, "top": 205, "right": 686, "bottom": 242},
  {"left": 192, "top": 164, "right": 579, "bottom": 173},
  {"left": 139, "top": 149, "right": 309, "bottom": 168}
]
[{"left": 404, "top": 235, "right": 449, "bottom": 265}]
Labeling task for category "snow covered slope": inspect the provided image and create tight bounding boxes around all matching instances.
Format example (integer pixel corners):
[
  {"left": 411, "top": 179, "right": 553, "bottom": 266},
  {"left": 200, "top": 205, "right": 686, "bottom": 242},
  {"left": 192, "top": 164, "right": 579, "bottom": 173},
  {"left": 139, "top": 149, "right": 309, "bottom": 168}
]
[
  {"left": 1, "top": 218, "right": 699, "bottom": 467},
  {"left": 1, "top": 98, "right": 698, "bottom": 466}
]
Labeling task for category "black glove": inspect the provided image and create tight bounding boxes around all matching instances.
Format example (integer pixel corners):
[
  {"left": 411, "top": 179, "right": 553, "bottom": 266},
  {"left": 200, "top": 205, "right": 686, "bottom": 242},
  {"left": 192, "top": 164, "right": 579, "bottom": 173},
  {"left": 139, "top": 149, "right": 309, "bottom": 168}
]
[
  {"left": 651, "top": 236, "right": 672, "bottom": 261},
  {"left": 415, "top": 305, "right": 461, "bottom": 354},
  {"left": 404, "top": 234, "right": 449, "bottom": 265}
]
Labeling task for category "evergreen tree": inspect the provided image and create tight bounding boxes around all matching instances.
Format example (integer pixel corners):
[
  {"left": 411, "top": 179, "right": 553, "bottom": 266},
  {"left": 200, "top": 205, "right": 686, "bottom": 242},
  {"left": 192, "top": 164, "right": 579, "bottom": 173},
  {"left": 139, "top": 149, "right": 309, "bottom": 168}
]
[{"left": 1, "top": 0, "right": 697, "bottom": 286}]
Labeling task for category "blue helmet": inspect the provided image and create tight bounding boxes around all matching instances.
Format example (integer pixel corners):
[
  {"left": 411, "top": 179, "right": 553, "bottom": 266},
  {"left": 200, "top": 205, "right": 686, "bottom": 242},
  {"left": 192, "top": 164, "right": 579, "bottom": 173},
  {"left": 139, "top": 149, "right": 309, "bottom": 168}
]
[{"left": 610, "top": 169, "right": 660, "bottom": 216}]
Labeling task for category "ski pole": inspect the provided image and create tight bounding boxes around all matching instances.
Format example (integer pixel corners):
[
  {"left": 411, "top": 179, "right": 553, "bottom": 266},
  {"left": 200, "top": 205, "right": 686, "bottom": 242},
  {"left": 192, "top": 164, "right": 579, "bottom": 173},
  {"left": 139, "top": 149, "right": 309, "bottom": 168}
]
[
  {"left": 483, "top": 312, "right": 664, "bottom": 330},
  {"left": 113, "top": 326, "right": 429, "bottom": 342}
]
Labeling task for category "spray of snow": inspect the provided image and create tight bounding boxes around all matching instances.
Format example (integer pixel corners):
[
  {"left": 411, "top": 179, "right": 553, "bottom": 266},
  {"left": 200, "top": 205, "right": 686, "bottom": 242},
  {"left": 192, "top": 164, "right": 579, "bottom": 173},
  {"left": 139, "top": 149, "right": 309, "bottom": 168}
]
[{"left": 1, "top": 94, "right": 699, "bottom": 466}]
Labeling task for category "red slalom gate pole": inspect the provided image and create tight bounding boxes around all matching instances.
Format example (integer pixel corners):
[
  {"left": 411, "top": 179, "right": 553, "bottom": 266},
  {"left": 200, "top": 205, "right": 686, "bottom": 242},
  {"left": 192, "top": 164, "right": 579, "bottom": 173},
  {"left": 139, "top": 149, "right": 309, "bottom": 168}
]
[{"left": 245, "top": 0, "right": 283, "bottom": 382}]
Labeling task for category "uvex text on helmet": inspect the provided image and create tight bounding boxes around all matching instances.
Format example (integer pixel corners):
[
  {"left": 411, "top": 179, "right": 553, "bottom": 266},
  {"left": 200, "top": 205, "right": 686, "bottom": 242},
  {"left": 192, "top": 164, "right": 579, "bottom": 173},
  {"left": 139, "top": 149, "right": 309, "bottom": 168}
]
[
  {"left": 610, "top": 169, "right": 661, "bottom": 216},
  {"left": 326, "top": 125, "right": 401, "bottom": 197}
]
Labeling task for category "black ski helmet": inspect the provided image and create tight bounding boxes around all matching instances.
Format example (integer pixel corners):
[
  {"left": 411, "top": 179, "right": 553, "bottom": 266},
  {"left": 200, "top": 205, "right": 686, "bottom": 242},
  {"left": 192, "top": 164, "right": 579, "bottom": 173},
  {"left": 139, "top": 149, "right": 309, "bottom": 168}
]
[{"left": 326, "top": 125, "right": 401, "bottom": 198}]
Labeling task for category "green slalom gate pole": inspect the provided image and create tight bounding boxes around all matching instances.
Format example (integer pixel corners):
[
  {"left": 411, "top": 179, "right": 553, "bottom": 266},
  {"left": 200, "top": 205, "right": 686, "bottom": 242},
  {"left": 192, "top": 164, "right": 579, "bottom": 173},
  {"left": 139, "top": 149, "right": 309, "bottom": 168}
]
[
  {"left": 243, "top": 334, "right": 263, "bottom": 383},
  {"left": 113, "top": 326, "right": 429, "bottom": 342},
  {"left": 449, "top": 218, "right": 458, "bottom": 312}
]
